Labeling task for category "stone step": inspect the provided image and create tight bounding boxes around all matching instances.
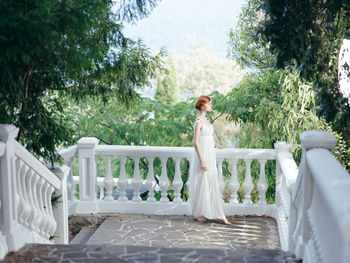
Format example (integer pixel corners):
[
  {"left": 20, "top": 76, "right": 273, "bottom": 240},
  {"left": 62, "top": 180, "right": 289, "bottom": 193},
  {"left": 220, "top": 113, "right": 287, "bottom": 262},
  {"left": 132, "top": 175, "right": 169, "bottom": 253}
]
[
  {"left": 70, "top": 227, "right": 97, "bottom": 245},
  {"left": 2, "top": 243, "right": 301, "bottom": 263}
]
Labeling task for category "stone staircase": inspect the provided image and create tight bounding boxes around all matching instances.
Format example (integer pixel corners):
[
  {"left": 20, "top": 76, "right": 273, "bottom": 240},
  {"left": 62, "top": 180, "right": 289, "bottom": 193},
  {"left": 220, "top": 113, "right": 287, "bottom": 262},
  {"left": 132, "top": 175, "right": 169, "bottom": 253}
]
[{"left": 2, "top": 215, "right": 301, "bottom": 263}]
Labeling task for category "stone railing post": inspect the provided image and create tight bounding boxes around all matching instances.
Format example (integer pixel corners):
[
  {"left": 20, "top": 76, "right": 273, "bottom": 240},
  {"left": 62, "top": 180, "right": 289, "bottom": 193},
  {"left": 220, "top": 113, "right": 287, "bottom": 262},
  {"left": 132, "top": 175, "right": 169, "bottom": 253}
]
[
  {"left": 51, "top": 166, "right": 69, "bottom": 244},
  {"left": 0, "top": 124, "right": 22, "bottom": 251},
  {"left": 76, "top": 137, "right": 99, "bottom": 213},
  {"left": 274, "top": 141, "right": 292, "bottom": 207},
  {"left": 293, "top": 130, "right": 337, "bottom": 258},
  {"left": 59, "top": 145, "right": 78, "bottom": 214}
]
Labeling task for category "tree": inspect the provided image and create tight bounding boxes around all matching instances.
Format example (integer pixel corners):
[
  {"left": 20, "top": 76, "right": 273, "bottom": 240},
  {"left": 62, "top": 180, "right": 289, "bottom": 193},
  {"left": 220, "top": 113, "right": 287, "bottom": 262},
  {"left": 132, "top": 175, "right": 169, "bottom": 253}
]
[
  {"left": 0, "top": 0, "right": 163, "bottom": 161},
  {"left": 155, "top": 57, "right": 180, "bottom": 105},
  {"left": 228, "top": 0, "right": 276, "bottom": 70},
  {"left": 256, "top": 0, "right": 350, "bottom": 138},
  {"left": 213, "top": 67, "right": 350, "bottom": 169}
]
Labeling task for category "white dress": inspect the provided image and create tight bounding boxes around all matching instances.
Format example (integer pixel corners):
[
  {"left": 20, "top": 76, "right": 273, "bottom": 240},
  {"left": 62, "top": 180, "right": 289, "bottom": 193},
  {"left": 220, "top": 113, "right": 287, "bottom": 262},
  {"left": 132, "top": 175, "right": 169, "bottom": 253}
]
[{"left": 190, "top": 118, "right": 225, "bottom": 219}]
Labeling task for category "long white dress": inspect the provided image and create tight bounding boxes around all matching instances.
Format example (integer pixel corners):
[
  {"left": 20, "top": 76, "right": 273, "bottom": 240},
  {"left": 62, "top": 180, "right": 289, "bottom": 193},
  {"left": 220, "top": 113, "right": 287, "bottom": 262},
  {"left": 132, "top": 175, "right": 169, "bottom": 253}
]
[{"left": 190, "top": 118, "right": 225, "bottom": 219}]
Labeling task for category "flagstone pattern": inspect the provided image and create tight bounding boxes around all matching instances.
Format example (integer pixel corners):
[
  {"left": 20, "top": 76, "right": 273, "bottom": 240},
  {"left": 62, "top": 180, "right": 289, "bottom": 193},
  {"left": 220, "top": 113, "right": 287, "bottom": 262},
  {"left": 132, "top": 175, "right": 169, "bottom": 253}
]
[
  {"left": 1, "top": 215, "right": 302, "bottom": 263},
  {"left": 84, "top": 215, "right": 280, "bottom": 250}
]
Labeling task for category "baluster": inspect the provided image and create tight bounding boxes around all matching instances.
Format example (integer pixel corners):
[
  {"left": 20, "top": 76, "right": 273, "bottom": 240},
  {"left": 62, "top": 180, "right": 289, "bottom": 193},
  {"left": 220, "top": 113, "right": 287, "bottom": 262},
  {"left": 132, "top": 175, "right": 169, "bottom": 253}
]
[
  {"left": 66, "top": 159, "right": 76, "bottom": 202},
  {"left": 99, "top": 185, "right": 105, "bottom": 200},
  {"left": 117, "top": 156, "right": 128, "bottom": 201},
  {"left": 173, "top": 157, "right": 183, "bottom": 203},
  {"left": 159, "top": 157, "right": 169, "bottom": 203},
  {"left": 31, "top": 173, "right": 42, "bottom": 234},
  {"left": 132, "top": 156, "right": 142, "bottom": 202},
  {"left": 41, "top": 182, "right": 51, "bottom": 238},
  {"left": 257, "top": 159, "right": 267, "bottom": 204},
  {"left": 186, "top": 158, "right": 193, "bottom": 202},
  {"left": 103, "top": 156, "right": 114, "bottom": 201},
  {"left": 36, "top": 178, "right": 47, "bottom": 237},
  {"left": 47, "top": 185, "right": 57, "bottom": 238},
  {"left": 228, "top": 158, "right": 239, "bottom": 204},
  {"left": 275, "top": 161, "right": 282, "bottom": 207},
  {"left": 26, "top": 169, "right": 37, "bottom": 230},
  {"left": 242, "top": 159, "right": 253, "bottom": 204},
  {"left": 22, "top": 167, "right": 32, "bottom": 227},
  {"left": 146, "top": 157, "right": 156, "bottom": 202},
  {"left": 217, "top": 159, "right": 225, "bottom": 202},
  {"left": 15, "top": 159, "right": 25, "bottom": 224}
]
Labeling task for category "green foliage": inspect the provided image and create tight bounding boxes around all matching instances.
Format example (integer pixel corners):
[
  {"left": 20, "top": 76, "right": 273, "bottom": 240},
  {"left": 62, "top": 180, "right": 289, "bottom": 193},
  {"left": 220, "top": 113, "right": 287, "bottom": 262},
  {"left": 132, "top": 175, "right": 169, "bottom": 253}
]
[
  {"left": 213, "top": 68, "right": 346, "bottom": 164},
  {"left": 256, "top": 0, "right": 350, "bottom": 140},
  {"left": 0, "top": 0, "right": 163, "bottom": 162},
  {"left": 228, "top": 0, "right": 276, "bottom": 70}
]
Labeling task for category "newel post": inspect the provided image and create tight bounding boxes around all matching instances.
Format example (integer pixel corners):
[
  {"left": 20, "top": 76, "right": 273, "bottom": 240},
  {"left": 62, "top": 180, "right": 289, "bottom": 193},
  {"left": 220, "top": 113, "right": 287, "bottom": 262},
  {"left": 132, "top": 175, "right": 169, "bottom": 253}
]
[
  {"left": 293, "top": 130, "right": 337, "bottom": 258},
  {"left": 51, "top": 166, "right": 69, "bottom": 244},
  {"left": 59, "top": 145, "right": 78, "bottom": 214},
  {"left": 274, "top": 141, "right": 292, "bottom": 207},
  {"left": 77, "top": 137, "right": 99, "bottom": 213},
  {"left": 0, "top": 124, "right": 22, "bottom": 250}
]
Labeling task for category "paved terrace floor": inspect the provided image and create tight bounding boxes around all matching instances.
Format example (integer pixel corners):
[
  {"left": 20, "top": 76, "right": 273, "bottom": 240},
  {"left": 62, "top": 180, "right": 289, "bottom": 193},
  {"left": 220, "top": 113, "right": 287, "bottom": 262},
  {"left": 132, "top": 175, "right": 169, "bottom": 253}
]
[
  {"left": 3, "top": 215, "right": 301, "bottom": 263},
  {"left": 84, "top": 214, "right": 281, "bottom": 250}
]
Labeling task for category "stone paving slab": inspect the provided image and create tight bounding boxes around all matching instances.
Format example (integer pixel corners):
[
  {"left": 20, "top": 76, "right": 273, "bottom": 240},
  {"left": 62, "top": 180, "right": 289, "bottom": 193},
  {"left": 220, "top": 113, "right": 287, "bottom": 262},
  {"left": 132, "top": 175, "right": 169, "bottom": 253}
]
[
  {"left": 86, "top": 214, "right": 280, "bottom": 250},
  {"left": 70, "top": 227, "right": 97, "bottom": 245},
  {"left": 2, "top": 243, "right": 300, "bottom": 263}
]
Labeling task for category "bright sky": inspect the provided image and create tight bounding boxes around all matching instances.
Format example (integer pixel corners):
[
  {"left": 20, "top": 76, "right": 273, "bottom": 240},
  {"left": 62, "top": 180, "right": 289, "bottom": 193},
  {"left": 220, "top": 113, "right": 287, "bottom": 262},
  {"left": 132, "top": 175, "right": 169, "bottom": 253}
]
[{"left": 123, "top": 0, "right": 246, "bottom": 58}]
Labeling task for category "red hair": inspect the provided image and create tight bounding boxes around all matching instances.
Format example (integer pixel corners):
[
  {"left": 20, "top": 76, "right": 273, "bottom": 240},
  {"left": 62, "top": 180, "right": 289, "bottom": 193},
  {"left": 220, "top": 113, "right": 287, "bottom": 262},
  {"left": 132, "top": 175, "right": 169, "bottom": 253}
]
[{"left": 194, "top": 95, "right": 211, "bottom": 110}]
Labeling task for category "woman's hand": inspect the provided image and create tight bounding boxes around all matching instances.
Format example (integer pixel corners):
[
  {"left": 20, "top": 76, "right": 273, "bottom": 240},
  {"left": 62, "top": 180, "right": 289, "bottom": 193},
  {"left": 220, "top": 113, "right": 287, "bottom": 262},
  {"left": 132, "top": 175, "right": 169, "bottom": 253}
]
[
  {"left": 217, "top": 145, "right": 225, "bottom": 149},
  {"left": 200, "top": 160, "right": 207, "bottom": 172}
]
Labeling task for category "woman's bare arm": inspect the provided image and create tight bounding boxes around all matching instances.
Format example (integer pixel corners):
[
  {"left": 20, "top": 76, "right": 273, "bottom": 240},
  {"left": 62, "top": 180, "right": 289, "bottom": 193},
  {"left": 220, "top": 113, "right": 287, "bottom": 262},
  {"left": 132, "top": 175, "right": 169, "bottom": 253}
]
[
  {"left": 193, "top": 121, "right": 207, "bottom": 171},
  {"left": 193, "top": 121, "right": 204, "bottom": 161}
]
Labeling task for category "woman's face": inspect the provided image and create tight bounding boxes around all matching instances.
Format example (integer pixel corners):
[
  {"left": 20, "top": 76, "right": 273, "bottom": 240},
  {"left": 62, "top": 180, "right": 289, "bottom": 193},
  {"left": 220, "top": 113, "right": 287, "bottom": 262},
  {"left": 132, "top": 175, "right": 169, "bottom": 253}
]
[{"left": 202, "top": 100, "right": 212, "bottom": 112}]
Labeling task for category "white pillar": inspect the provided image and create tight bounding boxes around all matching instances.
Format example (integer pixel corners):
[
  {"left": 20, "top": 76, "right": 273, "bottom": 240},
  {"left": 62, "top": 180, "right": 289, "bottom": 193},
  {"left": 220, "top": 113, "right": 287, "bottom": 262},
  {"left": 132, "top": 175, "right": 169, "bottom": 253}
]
[
  {"left": 295, "top": 131, "right": 337, "bottom": 258},
  {"left": 0, "top": 124, "right": 23, "bottom": 252},
  {"left": 76, "top": 137, "right": 99, "bottom": 213},
  {"left": 51, "top": 166, "right": 69, "bottom": 244}
]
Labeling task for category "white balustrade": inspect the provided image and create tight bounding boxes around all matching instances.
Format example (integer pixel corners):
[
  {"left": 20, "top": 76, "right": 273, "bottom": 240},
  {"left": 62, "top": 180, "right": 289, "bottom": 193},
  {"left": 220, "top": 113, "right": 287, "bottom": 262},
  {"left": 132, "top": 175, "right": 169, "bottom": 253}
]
[
  {"left": 274, "top": 141, "right": 298, "bottom": 251},
  {"left": 62, "top": 142, "right": 283, "bottom": 220},
  {"left": 59, "top": 145, "right": 77, "bottom": 212},
  {"left": 289, "top": 131, "right": 350, "bottom": 263},
  {"left": 0, "top": 124, "right": 69, "bottom": 260},
  {"left": 131, "top": 156, "right": 142, "bottom": 202},
  {"left": 146, "top": 157, "right": 156, "bottom": 202},
  {"left": 173, "top": 157, "right": 183, "bottom": 203},
  {"left": 257, "top": 159, "right": 267, "bottom": 205},
  {"left": 243, "top": 159, "right": 253, "bottom": 204},
  {"left": 118, "top": 156, "right": 128, "bottom": 201},
  {"left": 216, "top": 159, "right": 225, "bottom": 203},
  {"left": 103, "top": 156, "right": 114, "bottom": 201},
  {"left": 228, "top": 158, "right": 239, "bottom": 204}
]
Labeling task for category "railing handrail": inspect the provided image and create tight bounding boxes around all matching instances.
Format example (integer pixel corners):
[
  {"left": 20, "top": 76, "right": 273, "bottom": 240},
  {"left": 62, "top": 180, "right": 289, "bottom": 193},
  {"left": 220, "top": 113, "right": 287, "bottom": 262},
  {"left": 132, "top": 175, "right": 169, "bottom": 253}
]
[
  {"left": 91, "top": 144, "right": 278, "bottom": 160},
  {"left": 306, "top": 148, "right": 350, "bottom": 240},
  {"left": 95, "top": 145, "right": 194, "bottom": 158},
  {"left": 14, "top": 142, "right": 61, "bottom": 189}
]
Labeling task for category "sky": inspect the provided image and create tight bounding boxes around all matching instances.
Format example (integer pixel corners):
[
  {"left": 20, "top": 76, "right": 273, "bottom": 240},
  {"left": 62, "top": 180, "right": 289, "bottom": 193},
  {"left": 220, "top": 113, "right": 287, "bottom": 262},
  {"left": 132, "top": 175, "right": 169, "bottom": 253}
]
[{"left": 123, "top": 0, "right": 246, "bottom": 58}]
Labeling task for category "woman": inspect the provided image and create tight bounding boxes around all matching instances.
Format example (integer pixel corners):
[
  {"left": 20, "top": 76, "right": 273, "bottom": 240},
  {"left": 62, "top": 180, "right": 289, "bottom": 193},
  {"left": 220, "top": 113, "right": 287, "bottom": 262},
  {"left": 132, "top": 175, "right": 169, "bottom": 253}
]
[{"left": 190, "top": 95, "right": 231, "bottom": 225}]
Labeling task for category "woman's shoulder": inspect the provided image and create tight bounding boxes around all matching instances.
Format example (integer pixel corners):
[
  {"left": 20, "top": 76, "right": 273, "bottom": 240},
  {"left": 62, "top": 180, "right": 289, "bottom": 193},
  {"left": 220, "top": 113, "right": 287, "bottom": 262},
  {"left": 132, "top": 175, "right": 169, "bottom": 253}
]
[{"left": 194, "top": 118, "right": 202, "bottom": 127}]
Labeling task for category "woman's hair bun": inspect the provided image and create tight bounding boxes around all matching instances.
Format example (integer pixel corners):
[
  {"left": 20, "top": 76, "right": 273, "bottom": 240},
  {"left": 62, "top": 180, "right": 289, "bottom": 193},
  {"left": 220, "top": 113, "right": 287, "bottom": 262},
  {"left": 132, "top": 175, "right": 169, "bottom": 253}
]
[{"left": 194, "top": 95, "right": 211, "bottom": 110}]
